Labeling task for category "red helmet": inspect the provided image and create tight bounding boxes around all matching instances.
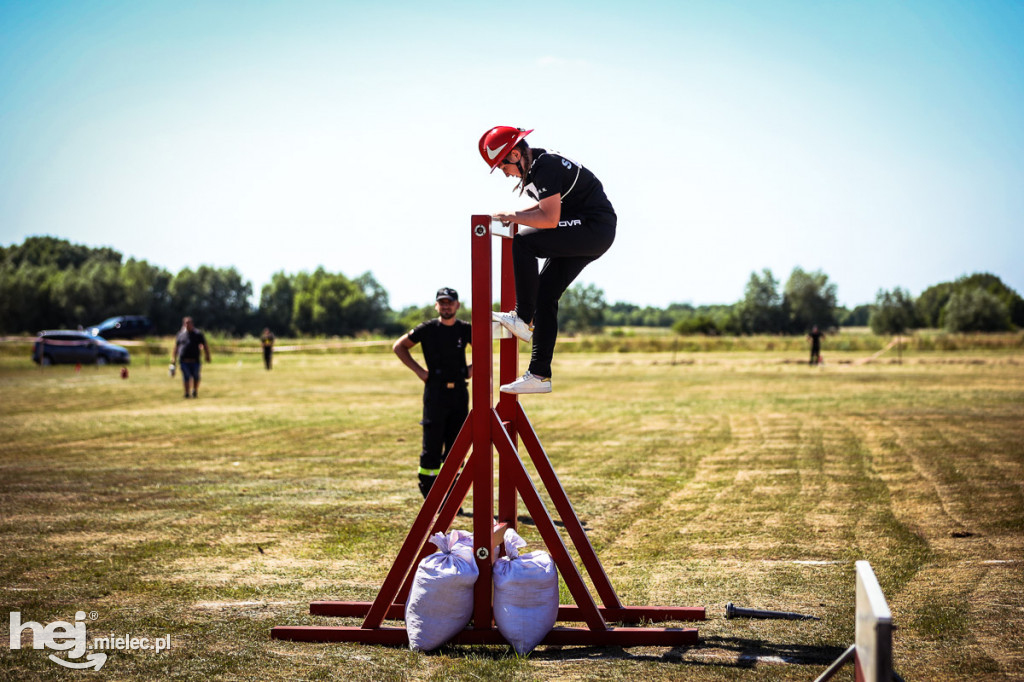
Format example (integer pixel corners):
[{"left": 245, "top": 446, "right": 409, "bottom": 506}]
[{"left": 478, "top": 126, "right": 533, "bottom": 173}]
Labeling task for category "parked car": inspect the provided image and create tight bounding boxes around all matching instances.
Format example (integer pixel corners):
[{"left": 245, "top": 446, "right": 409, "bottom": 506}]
[
  {"left": 88, "top": 315, "right": 153, "bottom": 340},
  {"left": 32, "top": 330, "right": 131, "bottom": 366}
]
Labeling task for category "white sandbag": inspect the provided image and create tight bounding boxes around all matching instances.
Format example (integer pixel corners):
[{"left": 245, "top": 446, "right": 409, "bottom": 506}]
[
  {"left": 492, "top": 528, "right": 559, "bottom": 655},
  {"left": 405, "top": 529, "right": 478, "bottom": 651}
]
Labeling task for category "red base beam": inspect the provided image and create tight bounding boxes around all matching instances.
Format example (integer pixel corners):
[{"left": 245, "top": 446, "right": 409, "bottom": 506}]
[
  {"left": 271, "top": 625, "right": 699, "bottom": 646},
  {"left": 309, "top": 601, "right": 705, "bottom": 623}
]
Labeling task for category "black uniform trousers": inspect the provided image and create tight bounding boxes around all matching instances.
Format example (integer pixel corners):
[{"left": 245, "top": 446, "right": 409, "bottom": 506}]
[
  {"left": 513, "top": 215, "right": 616, "bottom": 378},
  {"left": 418, "top": 380, "right": 468, "bottom": 497}
]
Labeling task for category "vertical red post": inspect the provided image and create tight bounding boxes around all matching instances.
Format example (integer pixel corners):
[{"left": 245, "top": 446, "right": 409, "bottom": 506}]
[
  {"left": 497, "top": 223, "right": 519, "bottom": 528},
  {"left": 469, "top": 215, "right": 495, "bottom": 630}
]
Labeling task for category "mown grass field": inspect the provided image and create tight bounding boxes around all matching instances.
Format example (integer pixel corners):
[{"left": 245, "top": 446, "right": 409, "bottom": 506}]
[{"left": 1, "top": 342, "right": 1023, "bottom": 681}]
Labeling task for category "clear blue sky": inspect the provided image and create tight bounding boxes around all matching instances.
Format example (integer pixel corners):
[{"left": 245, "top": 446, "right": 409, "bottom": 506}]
[{"left": 2, "top": 0, "right": 1022, "bottom": 309}]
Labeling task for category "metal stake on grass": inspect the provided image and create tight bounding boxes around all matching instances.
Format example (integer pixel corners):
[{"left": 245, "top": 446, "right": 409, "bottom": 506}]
[{"left": 725, "top": 603, "right": 820, "bottom": 620}]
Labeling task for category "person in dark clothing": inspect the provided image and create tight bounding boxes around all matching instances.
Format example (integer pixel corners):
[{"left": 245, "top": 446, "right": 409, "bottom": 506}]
[
  {"left": 808, "top": 325, "right": 824, "bottom": 366},
  {"left": 392, "top": 288, "right": 472, "bottom": 498},
  {"left": 171, "top": 316, "right": 212, "bottom": 398},
  {"left": 260, "top": 328, "right": 275, "bottom": 370},
  {"left": 480, "top": 126, "right": 616, "bottom": 394}
]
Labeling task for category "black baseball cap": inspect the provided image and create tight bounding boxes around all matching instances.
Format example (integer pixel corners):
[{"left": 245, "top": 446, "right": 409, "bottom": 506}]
[{"left": 436, "top": 287, "right": 458, "bottom": 302}]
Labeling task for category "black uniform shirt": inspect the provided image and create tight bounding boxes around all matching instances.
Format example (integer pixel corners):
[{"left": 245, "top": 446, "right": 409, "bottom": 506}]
[
  {"left": 523, "top": 147, "right": 615, "bottom": 222},
  {"left": 175, "top": 329, "right": 207, "bottom": 362},
  {"left": 408, "top": 319, "right": 471, "bottom": 384}
]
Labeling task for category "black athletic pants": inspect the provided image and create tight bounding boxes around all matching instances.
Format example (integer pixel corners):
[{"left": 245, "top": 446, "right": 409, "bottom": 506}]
[
  {"left": 418, "top": 383, "right": 468, "bottom": 497},
  {"left": 513, "top": 215, "right": 616, "bottom": 378}
]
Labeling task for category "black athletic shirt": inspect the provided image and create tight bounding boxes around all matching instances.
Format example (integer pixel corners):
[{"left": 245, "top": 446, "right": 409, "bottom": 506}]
[
  {"left": 408, "top": 319, "right": 471, "bottom": 384},
  {"left": 523, "top": 147, "right": 615, "bottom": 222},
  {"left": 175, "top": 329, "right": 207, "bottom": 362}
]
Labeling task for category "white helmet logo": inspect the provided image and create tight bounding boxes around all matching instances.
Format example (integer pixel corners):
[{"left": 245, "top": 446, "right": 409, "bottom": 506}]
[{"left": 485, "top": 145, "right": 505, "bottom": 161}]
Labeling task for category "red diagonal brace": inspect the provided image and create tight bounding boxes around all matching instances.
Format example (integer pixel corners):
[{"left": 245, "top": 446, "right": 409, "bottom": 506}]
[
  {"left": 491, "top": 410, "right": 606, "bottom": 632},
  {"left": 516, "top": 402, "right": 622, "bottom": 609},
  {"left": 362, "top": 414, "right": 473, "bottom": 628}
]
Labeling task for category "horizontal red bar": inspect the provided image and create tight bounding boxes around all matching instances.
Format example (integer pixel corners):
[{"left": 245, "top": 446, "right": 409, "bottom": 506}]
[
  {"left": 309, "top": 601, "right": 704, "bottom": 622},
  {"left": 271, "top": 625, "right": 699, "bottom": 646},
  {"left": 559, "top": 605, "right": 706, "bottom": 622},
  {"left": 311, "top": 601, "right": 400, "bottom": 618},
  {"left": 272, "top": 625, "right": 407, "bottom": 644}
]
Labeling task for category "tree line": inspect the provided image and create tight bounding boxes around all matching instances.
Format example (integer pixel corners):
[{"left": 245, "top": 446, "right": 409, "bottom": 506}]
[
  {"left": 1, "top": 236, "right": 1020, "bottom": 336},
  {"left": 0, "top": 237, "right": 393, "bottom": 336},
  {"left": 562, "top": 269, "right": 1022, "bottom": 335}
]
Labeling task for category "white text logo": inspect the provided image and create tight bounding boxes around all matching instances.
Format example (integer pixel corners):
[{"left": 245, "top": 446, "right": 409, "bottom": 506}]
[{"left": 9, "top": 611, "right": 172, "bottom": 671}]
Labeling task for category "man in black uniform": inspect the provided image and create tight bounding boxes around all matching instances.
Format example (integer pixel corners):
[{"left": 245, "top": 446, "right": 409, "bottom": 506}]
[
  {"left": 260, "top": 327, "right": 275, "bottom": 370},
  {"left": 171, "top": 316, "right": 212, "bottom": 398},
  {"left": 392, "top": 288, "right": 472, "bottom": 498},
  {"left": 480, "top": 126, "right": 616, "bottom": 394},
  {"left": 808, "top": 325, "right": 824, "bottom": 366}
]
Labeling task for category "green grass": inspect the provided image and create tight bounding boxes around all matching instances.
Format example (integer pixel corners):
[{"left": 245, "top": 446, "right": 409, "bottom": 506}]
[{"left": 1, "top": 346, "right": 1022, "bottom": 680}]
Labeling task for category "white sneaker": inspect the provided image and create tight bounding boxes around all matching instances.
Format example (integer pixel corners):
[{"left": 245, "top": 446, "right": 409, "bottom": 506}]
[
  {"left": 500, "top": 371, "right": 551, "bottom": 394},
  {"left": 491, "top": 310, "right": 533, "bottom": 342}
]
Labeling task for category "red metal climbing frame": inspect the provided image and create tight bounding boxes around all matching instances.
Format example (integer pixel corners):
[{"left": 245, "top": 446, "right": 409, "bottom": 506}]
[{"left": 271, "top": 215, "right": 704, "bottom": 646}]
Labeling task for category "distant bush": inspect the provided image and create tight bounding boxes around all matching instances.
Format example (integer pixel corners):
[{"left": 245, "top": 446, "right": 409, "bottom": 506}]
[
  {"left": 870, "top": 288, "right": 917, "bottom": 335},
  {"left": 943, "top": 288, "right": 1012, "bottom": 332}
]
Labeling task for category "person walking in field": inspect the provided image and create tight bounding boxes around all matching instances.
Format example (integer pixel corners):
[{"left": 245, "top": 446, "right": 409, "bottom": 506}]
[
  {"left": 172, "top": 316, "right": 212, "bottom": 398},
  {"left": 481, "top": 126, "right": 616, "bottom": 395},
  {"left": 808, "top": 325, "right": 824, "bottom": 366},
  {"left": 392, "top": 288, "right": 472, "bottom": 499},
  {"left": 260, "top": 327, "right": 275, "bottom": 370}
]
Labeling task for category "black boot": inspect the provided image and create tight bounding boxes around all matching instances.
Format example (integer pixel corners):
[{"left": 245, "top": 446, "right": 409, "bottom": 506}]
[{"left": 418, "top": 474, "right": 436, "bottom": 499}]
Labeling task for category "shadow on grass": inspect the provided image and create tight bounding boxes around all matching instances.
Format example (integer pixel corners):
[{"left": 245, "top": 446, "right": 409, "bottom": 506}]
[{"left": 427, "top": 635, "right": 846, "bottom": 669}]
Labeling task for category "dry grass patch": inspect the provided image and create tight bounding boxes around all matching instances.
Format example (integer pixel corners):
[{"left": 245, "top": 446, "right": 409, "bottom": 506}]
[{"left": 1, "top": 350, "right": 1022, "bottom": 680}]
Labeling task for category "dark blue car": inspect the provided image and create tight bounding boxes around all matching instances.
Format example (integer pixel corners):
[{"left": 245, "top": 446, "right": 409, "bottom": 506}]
[
  {"left": 88, "top": 315, "right": 153, "bottom": 340},
  {"left": 32, "top": 330, "right": 131, "bottom": 366}
]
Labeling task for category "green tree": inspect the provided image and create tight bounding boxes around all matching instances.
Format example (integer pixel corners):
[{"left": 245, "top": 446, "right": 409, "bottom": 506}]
[
  {"left": 169, "top": 266, "right": 253, "bottom": 334},
  {"left": 674, "top": 313, "right": 723, "bottom": 335},
  {"left": 121, "top": 259, "right": 174, "bottom": 333},
  {"left": 954, "top": 273, "right": 1024, "bottom": 327},
  {"left": 352, "top": 271, "right": 399, "bottom": 334},
  {"left": 943, "top": 288, "right": 1011, "bottom": 332},
  {"left": 3, "top": 236, "right": 120, "bottom": 270},
  {"left": 0, "top": 263, "right": 53, "bottom": 332},
  {"left": 258, "top": 271, "right": 297, "bottom": 335},
  {"left": 605, "top": 301, "right": 639, "bottom": 326},
  {"left": 869, "top": 288, "right": 917, "bottom": 335},
  {"left": 737, "top": 268, "right": 785, "bottom": 334},
  {"left": 916, "top": 282, "right": 954, "bottom": 328},
  {"left": 397, "top": 304, "right": 438, "bottom": 332},
  {"left": 290, "top": 268, "right": 373, "bottom": 336},
  {"left": 559, "top": 283, "right": 606, "bottom": 334},
  {"left": 51, "top": 259, "right": 125, "bottom": 325},
  {"left": 783, "top": 267, "right": 838, "bottom": 333},
  {"left": 840, "top": 304, "right": 873, "bottom": 327},
  {"left": 916, "top": 274, "right": 1022, "bottom": 329}
]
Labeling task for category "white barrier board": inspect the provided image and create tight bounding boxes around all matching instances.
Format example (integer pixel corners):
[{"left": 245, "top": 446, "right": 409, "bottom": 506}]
[{"left": 855, "top": 560, "right": 893, "bottom": 682}]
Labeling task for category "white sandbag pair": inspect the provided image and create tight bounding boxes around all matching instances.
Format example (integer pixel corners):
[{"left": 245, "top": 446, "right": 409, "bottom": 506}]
[
  {"left": 405, "top": 530, "right": 478, "bottom": 651},
  {"left": 492, "top": 528, "right": 559, "bottom": 655}
]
